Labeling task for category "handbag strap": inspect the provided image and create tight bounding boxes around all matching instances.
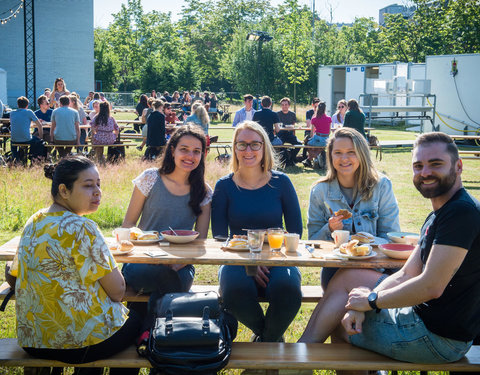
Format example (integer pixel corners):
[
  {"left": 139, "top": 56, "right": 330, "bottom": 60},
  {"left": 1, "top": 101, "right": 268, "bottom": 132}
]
[
  {"left": 202, "top": 306, "right": 210, "bottom": 335},
  {"left": 165, "top": 309, "right": 173, "bottom": 336}
]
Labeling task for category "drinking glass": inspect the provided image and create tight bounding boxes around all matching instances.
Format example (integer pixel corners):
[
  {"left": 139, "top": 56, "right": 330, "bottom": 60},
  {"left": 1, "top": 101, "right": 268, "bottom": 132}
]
[
  {"left": 267, "top": 228, "right": 284, "bottom": 252},
  {"left": 247, "top": 230, "right": 265, "bottom": 254}
]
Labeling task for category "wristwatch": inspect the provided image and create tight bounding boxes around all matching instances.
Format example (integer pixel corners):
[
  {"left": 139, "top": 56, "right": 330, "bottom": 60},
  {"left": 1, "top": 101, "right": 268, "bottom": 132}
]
[{"left": 367, "top": 292, "right": 381, "bottom": 313}]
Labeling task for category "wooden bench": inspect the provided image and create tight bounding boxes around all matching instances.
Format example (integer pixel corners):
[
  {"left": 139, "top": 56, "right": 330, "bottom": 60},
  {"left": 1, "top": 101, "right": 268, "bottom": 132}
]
[
  {"left": 459, "top": 150, "right": 480, "bottom": 160},
  {"left": 0, "top": 338, "right": 479, "bottom": 373},
  {"left": 0, "top": 282, "right": 323, "bottom": 304}
]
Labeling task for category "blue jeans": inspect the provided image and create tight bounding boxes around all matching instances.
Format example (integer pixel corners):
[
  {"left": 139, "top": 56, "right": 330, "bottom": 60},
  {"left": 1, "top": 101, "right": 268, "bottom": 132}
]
[
  {"left": 350, "top": 307, "right": 472, "bottom": 363},
  {"left": 219, "top": 265, "right": 302, "bottom": 342},
  {"left": 122, "top": 263, "right": 195, "bottom": 316}
]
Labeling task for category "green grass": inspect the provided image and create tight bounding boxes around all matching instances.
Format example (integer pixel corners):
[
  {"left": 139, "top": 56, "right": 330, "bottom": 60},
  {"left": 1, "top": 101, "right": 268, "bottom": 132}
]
[{"left": 0, "top": 118, "right": 479, "bottom": 374}]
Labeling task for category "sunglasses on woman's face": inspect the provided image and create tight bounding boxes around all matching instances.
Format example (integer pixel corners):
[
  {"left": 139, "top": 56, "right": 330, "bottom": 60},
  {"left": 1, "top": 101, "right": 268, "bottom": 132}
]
[
  {"left": 338, "top": 105, "right": 345, "bottom": 109},
  {"left": 235, "top": 141, "right": 263, "bottom": 151}
]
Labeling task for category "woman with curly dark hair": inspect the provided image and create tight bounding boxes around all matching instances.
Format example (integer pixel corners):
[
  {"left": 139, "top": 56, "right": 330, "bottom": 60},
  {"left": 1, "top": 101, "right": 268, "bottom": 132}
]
[{"left": 121, "top": 125, "right": 212, "bottom": 309}]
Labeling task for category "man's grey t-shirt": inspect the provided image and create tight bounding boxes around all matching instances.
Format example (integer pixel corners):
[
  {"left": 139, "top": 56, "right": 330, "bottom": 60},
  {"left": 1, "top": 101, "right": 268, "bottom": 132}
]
[
  {"left": 277, "top": 110, "right": 296, "bottom": 125},
  {"left": 52, "top": 106, "right": 79, "bottom": 141},
  {"left": 10, "top": 109, "right": 38, "bottom": 142}
]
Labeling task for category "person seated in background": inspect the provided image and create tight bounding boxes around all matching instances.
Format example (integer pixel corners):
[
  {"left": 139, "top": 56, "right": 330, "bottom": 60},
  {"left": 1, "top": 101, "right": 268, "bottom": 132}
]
[
  {"left": 44, "top": 87, "right": 51, "bottom": 98},
  {"left": 300, "top": 132, "right": 480, "bottom": 367},
  {"left": 302, "top": 97, "right": 320, "bottom": 161},
  {"left": 141, "top": 97, "right": 155, "bottom": 125},
  {"left": 186, "top": 103, "right": 209, "bottom": 135},
  {"left": 34, "top": 95, "right": 53, "bottom": 142},
  {"left": 51, "top": 95, "right": 80, "bottom": 158},
  {"left": 10, "top": 96, "right": 44, "bottom": 162},
  {"left": 69, "top": 94, "right": 88, "bottom": 149},
  {"left": 344, "top": 99, "right": 366, "bottom": 137},
  {"left": 50, "top": 78, "right": 70, "bottom": 108},
  {"left": 88, "top": 100, "right": 100, "bottom": 120},
  {"left": 163, "top": 91, "right": 173, "bottom": 103},
  {"left": 252, "top": 96, "right": 282, "bottom": 145},
  {"left": 331, "top": 99, "right": 347, "bottom": 131},
  {"left": 172, "top": 91, "right": 181, "bottom": 103},
  {"left": 164, "top": 103, "right": 179, "bottom": 125},
  {"left": 83, "top": 91, "right": 94, "bottom": 106},
  {"left": 88, "top": 93, "right": 100, "bottom": 110},
  {"left": 144, "top": 100, "right": 166, "bottom": 160},
  {"left": 90, "top": 101, "right": 119, "bottom": 163},
  {"left": 304, "top": 101, "right": 331, "bottom": 169},
  {"left": 99, "top": 92, "right": 107, "bottom": 102},
  {"left": 180, "top": 91, "right": 192, "bottom": 118},
  {"left": 307, "top": 127, "right": 400, "bottom": 288},
  {"left": 192, "top": 91, "right": 203, "bottom": 103},
  {"left": 276, "top": 97, "right": 302, "bottom": 167},
  {"left": 11, "top": 155, "right": 142, "bottom": 374},
  {"left": 212, "top": 121, "right": 303, "bottom": 342},
  {"left": 151, "top": 90, "right": 157, "bottom": 99},
  {"left": 232, "top": 94, "right": 256, "bottom": 128}
]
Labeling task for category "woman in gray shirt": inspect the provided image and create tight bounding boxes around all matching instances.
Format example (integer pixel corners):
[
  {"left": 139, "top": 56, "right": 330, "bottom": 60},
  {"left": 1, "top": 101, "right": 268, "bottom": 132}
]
[{"left": 121, "top": 125, "right": 212, "bottom": 318}]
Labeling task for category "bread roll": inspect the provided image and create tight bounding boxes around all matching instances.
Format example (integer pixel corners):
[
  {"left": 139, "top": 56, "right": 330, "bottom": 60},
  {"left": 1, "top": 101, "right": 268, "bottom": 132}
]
[
  {"left": 138, "top": 233, "right": 158, "bottom": 240},
  {"left": 119, "top": 240, "right": 134, "bottom": 251},
  {"left": 335, "top": 209, "right": 352, "bottom": 219},
  {"left": 351, "top": 232, "right": 374, "bottom": 244}
]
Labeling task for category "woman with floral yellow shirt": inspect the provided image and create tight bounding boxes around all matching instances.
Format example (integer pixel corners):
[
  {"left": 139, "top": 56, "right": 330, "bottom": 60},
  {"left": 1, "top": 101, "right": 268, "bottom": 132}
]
[{"left": 13, "top": 155, "right": 142, "bottom": 374}]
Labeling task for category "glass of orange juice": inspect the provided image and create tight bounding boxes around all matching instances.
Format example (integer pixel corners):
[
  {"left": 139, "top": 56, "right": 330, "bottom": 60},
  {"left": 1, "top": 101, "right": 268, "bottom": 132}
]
[{"left": 267, "top": 228, "right": 284, "bottom": 252}]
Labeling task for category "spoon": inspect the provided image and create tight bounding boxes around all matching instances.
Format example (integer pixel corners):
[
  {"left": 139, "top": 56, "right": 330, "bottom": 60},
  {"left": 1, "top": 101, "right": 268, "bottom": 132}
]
[{"left": 169, "top": 227, "right": 179, "bottom": 236}]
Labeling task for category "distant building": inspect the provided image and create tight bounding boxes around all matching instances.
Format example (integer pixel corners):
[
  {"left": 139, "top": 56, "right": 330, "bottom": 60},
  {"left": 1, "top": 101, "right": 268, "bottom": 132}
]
[
  {"left": 0, "top": 0, "right": 94, "bottom": 107},
  {"left": 379, "top": 3, "right": 416, "bottom": 26}
]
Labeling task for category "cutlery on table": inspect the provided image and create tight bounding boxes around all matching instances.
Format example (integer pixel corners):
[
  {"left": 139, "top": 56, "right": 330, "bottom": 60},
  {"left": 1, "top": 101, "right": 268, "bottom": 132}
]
[
  {"left": 169, "top": 226, "right": 179, "bottom": 236},
  {"left": 305, "top": 245, "right": 322, "bottom": 259}
]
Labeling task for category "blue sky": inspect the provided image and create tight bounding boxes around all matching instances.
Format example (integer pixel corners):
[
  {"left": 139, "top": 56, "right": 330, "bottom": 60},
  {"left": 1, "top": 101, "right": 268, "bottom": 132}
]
[{"left": 94, "top": 0, "right": 399, "bottom": 28}]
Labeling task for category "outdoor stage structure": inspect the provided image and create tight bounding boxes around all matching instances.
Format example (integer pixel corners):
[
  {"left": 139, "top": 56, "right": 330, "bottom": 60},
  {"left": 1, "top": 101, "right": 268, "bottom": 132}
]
[{"left": 0, "top": 0, "right": 94, "bottom": 108}]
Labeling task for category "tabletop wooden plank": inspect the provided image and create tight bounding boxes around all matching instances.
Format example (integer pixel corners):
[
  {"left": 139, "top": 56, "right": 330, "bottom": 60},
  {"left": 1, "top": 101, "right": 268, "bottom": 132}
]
[{"left": 0, "top": 237, "right": 404, "bottom": 268}]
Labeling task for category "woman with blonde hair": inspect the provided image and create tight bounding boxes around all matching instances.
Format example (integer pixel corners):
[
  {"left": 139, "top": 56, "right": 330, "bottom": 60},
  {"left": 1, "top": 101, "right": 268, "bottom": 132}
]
[
  {"left": 186, "top": 103, "right": 209, "bottom": 134},
  {"left": 69, "top": 95, "right": 88, "bottom": 149},
  {"left": 212, "top": 120, "right": 303, "bottom": 342},
  {"left": 50, "top": 78, "right": 70, "bottom": 108},
  {"left": 307, "top": 127, "right": 400, "bottom": 287},
  {"left": 331, "top": 99, "right": 347, "bottom": 130}
]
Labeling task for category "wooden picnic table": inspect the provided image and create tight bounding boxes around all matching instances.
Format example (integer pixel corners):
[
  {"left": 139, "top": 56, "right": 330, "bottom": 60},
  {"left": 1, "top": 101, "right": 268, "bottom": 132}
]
[{"left": 0, "top": 237, "right": 404, "bottom": 269}]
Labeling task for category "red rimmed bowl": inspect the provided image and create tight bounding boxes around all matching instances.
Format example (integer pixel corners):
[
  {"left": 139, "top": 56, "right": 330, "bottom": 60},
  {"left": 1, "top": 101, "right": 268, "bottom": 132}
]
[
  {"left": 379, "top": 243, "right": 415, "bottom": 260},
  {"left": 161, "top": 230, "right": 199, "bottom": 244}
]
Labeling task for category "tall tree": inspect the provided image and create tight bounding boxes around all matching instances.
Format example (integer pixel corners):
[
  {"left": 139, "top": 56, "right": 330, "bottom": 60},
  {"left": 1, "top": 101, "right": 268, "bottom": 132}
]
[{"left": 276, "top": 0, "right": 316, "bottom": 110}]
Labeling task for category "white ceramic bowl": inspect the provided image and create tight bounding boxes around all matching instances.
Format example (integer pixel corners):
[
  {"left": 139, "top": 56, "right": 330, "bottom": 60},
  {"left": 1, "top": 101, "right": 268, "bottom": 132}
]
[
  {"left": 379, "top": 243, "right": 415, "bottom": 259},
  {"left": 161, "top": 230, "right": 199, "bottom": 244},
  {"left": 387, "top": 232, "right": 419, "bottom": 245}
]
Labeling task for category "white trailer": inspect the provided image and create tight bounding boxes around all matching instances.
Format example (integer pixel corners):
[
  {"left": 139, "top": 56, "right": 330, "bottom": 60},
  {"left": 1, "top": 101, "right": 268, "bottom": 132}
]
[
  {"left": 317, "top": 62, "right": 426, "bottom": 116},
  {"left": 425, "top": 54, "right": 480, "bottom": 135}
]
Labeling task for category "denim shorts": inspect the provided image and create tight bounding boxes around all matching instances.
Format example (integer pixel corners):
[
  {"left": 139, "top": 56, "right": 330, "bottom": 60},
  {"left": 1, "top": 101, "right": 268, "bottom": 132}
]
[
  {"left": 307, "top": 134, "right": 328, "bottom": 147},
  {"left": 349, "top": 306, "right": 472, "bottom": 363}
]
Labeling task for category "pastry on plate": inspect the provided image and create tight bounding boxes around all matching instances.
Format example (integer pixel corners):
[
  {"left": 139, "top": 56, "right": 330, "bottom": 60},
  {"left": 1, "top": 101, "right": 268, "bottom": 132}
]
[{"left": 351, "top": 232, "right": 375, "bottom": 244}]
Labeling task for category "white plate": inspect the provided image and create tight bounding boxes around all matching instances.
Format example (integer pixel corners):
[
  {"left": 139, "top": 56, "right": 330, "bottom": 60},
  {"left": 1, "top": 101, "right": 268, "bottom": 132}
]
[
  {"left": 387, "top": 232, "right": 419, "bottom": 244},
  {"left": 333, "top": 248, "right": 377, "bottom": 260},
  {"left": 223, "top": 243, "right": 250, "bottom": 252},
  {"left": 130, "top": 237, "right": 162, "bottom": 245},
  {"left": 110, "top": 248, "right": 135, "bottom": 256}
]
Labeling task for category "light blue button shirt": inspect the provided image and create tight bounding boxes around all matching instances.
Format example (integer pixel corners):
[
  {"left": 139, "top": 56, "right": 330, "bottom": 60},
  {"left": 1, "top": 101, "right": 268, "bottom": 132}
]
[{"left": 307, "top": 175, "right": 401, "bottom": 240}]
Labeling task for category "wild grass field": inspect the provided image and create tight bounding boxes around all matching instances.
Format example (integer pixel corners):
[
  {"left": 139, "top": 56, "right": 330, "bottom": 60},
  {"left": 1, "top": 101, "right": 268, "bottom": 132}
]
[{"left": 0, "top": 117, "right": 478, "bottom": 374}]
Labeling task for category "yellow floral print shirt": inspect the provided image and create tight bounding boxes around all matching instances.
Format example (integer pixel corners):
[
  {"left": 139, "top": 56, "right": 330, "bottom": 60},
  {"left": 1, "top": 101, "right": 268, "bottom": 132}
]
[{"left": 15, "top": 210, "right": 129, "bottom": 349}]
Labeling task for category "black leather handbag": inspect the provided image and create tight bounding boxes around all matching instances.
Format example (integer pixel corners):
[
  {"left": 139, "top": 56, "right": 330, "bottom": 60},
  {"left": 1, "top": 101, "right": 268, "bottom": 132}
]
[{"left": 138, "top": 291, "right": 237, "bottom": 375}]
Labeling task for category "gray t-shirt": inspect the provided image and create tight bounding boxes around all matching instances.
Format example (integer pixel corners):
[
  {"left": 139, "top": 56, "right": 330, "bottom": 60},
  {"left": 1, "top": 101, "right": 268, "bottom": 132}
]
[
  {"left": 277, "top": 110, "right": 296, "bottom": 125},
  {"left": 10, "top": 109, "right": 38, "bottom": 142},
  {"left": 133, "top": 169, "right": 212, "bottom": 232},
  {"left": 52, "top": 106, "right": 79, "bottom": 141}
]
